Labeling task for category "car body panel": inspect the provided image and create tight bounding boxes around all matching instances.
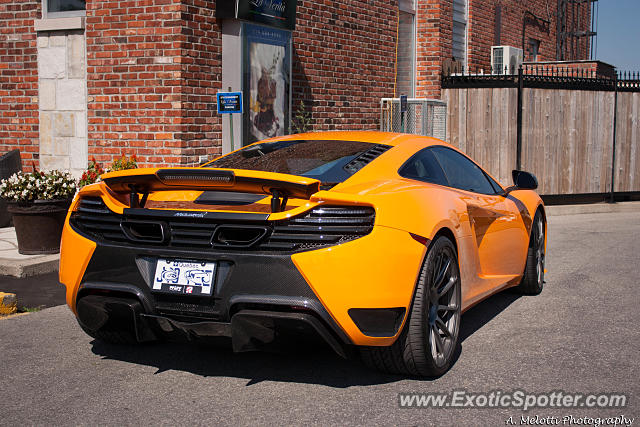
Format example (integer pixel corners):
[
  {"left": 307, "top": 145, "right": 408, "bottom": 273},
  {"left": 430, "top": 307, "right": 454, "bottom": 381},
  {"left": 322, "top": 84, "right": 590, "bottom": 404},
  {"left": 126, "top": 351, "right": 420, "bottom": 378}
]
[
  {"left": 59, "top": 131, "right": 545, "bottom": 349},
  {"left": 59, "top": 215, "right": 96, "bottom": 313}
]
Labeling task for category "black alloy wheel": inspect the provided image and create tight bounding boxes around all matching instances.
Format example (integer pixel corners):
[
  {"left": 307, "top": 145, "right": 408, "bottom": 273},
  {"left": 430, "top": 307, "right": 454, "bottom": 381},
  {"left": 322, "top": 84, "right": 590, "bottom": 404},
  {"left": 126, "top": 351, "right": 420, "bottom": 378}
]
[
  {"left": 517, "top": 210, "right": 545, "bottom": 295},
  {"left": 360, "top": 235, "right": 461, "bottom": 377}
]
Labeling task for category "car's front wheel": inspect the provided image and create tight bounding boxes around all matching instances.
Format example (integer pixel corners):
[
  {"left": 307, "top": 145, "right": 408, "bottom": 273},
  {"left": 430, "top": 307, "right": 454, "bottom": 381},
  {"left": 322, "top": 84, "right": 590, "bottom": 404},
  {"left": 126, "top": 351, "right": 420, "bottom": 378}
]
[
  {"left": 360, "top": 235, "right": 461, "bottom": 377},
  {"left": 516, "top": 210, "right": 545, "bottom": 295}
]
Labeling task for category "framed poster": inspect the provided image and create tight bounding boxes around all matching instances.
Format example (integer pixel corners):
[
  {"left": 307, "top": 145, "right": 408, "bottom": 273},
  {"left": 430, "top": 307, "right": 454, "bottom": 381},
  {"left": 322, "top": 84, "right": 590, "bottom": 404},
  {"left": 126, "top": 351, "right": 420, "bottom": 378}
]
[{"left": 243, "top": 23, "right": 291, "bottom": 145}]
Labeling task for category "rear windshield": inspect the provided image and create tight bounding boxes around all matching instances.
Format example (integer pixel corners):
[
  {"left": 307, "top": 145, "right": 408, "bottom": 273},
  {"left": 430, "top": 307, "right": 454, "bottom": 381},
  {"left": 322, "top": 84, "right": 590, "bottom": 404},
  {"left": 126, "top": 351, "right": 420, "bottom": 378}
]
[{"left": 205, "top": 140, "right": 376, "bottom": 184}]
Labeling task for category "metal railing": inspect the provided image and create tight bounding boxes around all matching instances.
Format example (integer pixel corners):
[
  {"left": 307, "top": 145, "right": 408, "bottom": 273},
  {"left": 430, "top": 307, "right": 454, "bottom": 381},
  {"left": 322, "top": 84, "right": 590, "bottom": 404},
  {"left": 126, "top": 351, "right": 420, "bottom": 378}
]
[{"left": 380, "top": 98, "right": 447, "bottom": 140}]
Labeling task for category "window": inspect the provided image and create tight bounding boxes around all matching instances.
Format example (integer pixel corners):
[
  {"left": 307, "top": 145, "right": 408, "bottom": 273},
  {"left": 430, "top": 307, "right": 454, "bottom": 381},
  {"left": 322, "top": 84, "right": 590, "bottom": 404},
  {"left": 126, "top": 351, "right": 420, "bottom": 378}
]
[
  {"left": 396, "top": 0, "right": 415, "bottom": 97},
  {"left": 399, "top": 148, "right": 449, "bottom": 186},
  {"left": 206, "top": 140, "right": 378, "bottom": 185},
  {"left": 452, "top": 0, "right": 467, "bottom": 67},
  {"left": 528, "top": 38, "right": 540, "bottom": 62},
  {"left": 43, "top": 0, "right": 86, "bottom": 18},
  {"left": 431, "top": 147, "right": 498, "bottom": 194}
]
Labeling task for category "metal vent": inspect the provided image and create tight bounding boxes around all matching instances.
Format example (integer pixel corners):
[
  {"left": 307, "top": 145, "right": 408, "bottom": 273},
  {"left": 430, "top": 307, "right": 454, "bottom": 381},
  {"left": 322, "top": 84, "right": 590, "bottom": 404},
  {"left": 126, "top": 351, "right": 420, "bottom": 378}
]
[
  {"left": 72, "top": 197, "right": 128, "bottom": 243},
  {"left": 262, "top": 206, "right": 375, "bottom": 251},
  {"left": 343, "top": 144, "right": 391, "bottom": 175},
  {"left": 70, "top": 197, "right": 375, "bottom": 253}
]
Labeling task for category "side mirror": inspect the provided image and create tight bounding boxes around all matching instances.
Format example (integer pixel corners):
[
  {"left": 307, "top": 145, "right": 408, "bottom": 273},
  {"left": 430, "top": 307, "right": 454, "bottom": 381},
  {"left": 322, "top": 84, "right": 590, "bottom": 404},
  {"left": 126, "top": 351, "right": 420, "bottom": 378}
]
[
  {"left": 503, "top": 170, "right": 538, "bottom": 196},
  {"left": 512, "top": 170, "right": 538, "bottom": 190}
]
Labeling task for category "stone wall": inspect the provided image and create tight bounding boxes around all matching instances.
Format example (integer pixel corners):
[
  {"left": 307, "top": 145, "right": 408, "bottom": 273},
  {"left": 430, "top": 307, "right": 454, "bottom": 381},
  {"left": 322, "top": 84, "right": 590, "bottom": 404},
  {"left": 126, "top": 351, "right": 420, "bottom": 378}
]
[{"left": 37, "top": 29, "right": 87, "bottom": 176}]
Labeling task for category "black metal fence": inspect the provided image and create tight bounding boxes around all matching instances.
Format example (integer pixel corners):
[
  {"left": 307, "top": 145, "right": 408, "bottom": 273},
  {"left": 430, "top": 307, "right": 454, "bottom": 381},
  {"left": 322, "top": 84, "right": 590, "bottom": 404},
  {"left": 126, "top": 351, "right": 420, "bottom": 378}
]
[{"left": 442, "top": 65, "right": 640, "bottom": 92}]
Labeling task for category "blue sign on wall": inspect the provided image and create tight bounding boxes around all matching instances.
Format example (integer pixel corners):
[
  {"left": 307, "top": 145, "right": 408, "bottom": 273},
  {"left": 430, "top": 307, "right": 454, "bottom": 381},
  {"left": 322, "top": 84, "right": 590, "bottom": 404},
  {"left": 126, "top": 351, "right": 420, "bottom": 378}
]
[{"left": 217, "top": 92, "right": 243, "bottom": 114}]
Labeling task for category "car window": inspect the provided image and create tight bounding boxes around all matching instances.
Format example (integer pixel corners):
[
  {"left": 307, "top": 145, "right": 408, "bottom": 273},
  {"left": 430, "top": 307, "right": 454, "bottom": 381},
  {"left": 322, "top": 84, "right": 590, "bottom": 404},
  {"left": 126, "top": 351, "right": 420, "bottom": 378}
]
[
  {"left": 399, "top": 148, "right": 449, "bottom": 186},
  {"left": 431, "top": 146, "right": 498, "bottom": 194},
  {"left": 205, "top": 140, "right": 378, "bottom": 185}
]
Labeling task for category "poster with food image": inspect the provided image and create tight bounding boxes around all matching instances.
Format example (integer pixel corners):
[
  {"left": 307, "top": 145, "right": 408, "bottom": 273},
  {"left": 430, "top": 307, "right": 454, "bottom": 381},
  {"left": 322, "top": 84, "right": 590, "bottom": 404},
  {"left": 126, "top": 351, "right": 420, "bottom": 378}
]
[{"left": 244, "top": 24, "right": 291, "bottom": 145}]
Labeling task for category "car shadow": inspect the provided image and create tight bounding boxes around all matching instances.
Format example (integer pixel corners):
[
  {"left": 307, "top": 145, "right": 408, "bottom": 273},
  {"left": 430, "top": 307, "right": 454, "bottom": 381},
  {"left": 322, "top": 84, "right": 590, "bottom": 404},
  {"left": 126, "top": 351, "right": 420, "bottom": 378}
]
[
  {"left": 459, "top": 289, "right": 521, "bottom": 342},
  {"left": 90, "top": 290, "right": 521, "bottom": 387}
]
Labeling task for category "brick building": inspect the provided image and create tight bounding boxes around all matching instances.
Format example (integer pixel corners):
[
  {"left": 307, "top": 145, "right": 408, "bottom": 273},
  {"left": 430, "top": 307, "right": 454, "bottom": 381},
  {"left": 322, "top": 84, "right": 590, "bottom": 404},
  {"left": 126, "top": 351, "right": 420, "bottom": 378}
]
[{"left": 0, "top": 0, "right": 594, "bottom": 172}]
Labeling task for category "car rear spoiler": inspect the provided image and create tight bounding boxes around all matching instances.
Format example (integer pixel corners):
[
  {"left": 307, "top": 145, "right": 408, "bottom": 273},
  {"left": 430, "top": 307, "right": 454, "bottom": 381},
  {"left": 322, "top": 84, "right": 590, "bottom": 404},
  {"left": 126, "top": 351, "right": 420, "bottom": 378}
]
[{"left": 101, "top": 168, "right": 321, "bottom": 212}]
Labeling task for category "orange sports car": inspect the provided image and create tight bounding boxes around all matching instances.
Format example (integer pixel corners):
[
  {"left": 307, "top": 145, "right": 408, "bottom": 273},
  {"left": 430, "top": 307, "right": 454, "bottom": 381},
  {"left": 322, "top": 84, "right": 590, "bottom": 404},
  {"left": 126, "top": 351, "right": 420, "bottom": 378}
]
[{"left": 59, "top": 131, "right": 546, "bottom": 377}]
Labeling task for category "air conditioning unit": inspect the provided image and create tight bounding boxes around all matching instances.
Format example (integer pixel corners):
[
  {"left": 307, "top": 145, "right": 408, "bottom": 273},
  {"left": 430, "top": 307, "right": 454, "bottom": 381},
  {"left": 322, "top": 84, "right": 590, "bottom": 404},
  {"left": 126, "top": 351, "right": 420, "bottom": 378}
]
[{"left": 491, "top": 46, "right": 523, "bottom": 75}]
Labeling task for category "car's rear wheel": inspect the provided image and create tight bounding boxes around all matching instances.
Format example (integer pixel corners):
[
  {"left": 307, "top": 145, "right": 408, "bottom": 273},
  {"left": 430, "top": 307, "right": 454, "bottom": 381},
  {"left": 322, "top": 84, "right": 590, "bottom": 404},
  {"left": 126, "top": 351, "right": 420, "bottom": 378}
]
[
  {"left": 360, "top": 235, "right": 461, "bottom": 377},
  {"left": 516, "top": 211, "right": 545, "bottom": 295}
]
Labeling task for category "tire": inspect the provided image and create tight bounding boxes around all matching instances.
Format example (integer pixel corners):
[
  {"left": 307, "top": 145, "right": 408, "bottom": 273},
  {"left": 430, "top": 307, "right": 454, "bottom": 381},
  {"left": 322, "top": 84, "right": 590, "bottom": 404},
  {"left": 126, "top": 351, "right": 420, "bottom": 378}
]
[
  {"left": 516, "top": 210, "right": 546, "bottom": 295},
  {"left": 360, "top": 235, "right": 461, "bottom": 377}
]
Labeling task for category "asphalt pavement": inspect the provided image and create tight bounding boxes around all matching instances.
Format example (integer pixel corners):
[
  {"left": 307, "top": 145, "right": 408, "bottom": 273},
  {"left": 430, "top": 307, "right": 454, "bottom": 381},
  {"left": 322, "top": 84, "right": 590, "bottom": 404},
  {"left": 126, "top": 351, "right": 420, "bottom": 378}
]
[
  {"left": 0, "top": 211, "right": 638, "bottom": 425},
  {"left": 0, "top": 271, "right": 65, "bottom": 309}
]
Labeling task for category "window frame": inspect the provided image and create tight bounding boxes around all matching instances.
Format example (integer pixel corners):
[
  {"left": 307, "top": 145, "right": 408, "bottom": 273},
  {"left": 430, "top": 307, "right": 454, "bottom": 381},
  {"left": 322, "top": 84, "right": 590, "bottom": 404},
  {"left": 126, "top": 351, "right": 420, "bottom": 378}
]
[
  {"left": 397, "top": 0, "right": 416, "bottom": 97},
  {"left": 528, "top": 38, "right": 540, "bottom": 62},
  {"left": 42, "top": 0, "right": 86, "bottom": 19},
  {"left": 452, "top": 0, "right": 468, "bottom": 69}
]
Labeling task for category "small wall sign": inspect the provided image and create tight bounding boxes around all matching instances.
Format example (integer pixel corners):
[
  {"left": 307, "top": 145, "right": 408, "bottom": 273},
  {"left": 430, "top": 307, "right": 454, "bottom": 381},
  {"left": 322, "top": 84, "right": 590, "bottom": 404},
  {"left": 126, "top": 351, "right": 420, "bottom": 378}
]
[{"left": 217, "top": 92, "right": 243, "bottom": 114}]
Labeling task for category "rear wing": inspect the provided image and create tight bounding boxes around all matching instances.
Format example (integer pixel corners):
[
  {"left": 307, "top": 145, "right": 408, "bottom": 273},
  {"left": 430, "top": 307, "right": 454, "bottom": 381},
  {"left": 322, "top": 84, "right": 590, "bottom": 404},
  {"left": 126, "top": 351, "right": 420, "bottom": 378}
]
[{"left": 101, "top": 168, "right": 321, "bottom": 212}]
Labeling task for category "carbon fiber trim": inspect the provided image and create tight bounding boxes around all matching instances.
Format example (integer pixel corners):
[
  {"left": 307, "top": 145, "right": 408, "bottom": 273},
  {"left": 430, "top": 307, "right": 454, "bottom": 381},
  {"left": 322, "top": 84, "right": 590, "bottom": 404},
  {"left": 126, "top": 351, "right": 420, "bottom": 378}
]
[{"left": 76, "top": 244, "right": 351, "bottom": 344}]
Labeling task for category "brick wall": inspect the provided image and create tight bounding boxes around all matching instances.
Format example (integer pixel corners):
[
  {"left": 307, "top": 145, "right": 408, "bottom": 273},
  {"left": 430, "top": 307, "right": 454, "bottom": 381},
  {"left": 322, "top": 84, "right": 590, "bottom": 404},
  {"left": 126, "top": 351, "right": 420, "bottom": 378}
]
[
  {"left": 85, "top": 0, "right": 222, "bottom": 168},
  {"left": 415, "top": 0, "right": 452, "bottom": 99},
  {"left": 292, "top": 0, "right": 397, "bottom": 131},
  {"left": 177, "top": 0, "right": 221, "bottom": 165},
  {"left": 467, "top": 0, "right": 591, "bottom": 74},
  {"left": 0, "top": 0, "right": 40, "bottom": 169}
]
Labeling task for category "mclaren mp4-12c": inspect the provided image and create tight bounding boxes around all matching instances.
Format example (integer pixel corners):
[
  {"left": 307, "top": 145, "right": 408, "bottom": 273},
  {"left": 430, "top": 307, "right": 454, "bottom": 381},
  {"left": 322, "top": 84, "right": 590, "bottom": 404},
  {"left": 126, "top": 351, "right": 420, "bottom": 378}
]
[{"left": 60, "top": 131, "right": 546, "bottom": 376}]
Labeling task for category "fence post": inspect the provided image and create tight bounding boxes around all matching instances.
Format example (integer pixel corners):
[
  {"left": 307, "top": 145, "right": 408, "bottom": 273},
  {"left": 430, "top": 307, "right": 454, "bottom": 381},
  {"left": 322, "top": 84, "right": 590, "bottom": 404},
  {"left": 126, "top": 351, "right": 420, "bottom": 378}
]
[
  {"left": 516, "top": 65, "right": 523, "bottom": 171},
  {"left": 609, "top": 74, "right": 619, "bottom": 203}
]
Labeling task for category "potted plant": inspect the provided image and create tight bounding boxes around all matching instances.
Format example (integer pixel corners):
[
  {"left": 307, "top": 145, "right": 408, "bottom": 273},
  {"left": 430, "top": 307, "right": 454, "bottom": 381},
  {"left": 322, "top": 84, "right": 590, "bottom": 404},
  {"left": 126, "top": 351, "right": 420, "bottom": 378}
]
[
  {"left": 108, "top": 154, "right": 138, "bottom": 172},
  {"left": 78, "top": 157, "right": 105, "bottom": 188},
  {"left": 0, "top": 170, "right": 77, "bottom": 254}
]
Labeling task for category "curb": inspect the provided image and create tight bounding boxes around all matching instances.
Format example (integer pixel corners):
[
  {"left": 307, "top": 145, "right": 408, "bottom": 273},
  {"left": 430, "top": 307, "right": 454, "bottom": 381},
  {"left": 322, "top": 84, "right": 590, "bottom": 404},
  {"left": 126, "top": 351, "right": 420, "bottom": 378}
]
[
  {"left": 0, "top": 255, "right": 59, "bottom": 278},
  {"left": 546, "top": 201, "right": 640, "bottom": 217},
  {"left": 0, "top": 292, "right": 17, "bottom": 315}
]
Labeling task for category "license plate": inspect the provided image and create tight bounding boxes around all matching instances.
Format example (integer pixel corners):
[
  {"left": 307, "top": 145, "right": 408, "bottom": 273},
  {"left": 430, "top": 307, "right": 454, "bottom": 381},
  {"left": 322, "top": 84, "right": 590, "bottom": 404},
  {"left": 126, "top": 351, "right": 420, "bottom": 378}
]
[{"left": 153, "top": 259, "right": 216, "bottom": 296}]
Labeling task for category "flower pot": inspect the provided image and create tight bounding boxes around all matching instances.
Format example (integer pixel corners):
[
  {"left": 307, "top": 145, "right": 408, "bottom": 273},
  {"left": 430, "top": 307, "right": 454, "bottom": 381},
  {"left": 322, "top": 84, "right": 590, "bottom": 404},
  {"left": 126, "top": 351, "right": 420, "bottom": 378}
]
[{"left": 6, "top": 199, "right": 72, "bottom": 255}]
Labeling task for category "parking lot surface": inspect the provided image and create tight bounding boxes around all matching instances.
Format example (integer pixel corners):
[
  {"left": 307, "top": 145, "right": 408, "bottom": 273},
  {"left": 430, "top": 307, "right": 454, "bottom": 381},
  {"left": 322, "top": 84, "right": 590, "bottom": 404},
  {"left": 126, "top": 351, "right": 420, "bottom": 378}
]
[{"left": 0, "top": 211, "right": 638, "bottom": 425}]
